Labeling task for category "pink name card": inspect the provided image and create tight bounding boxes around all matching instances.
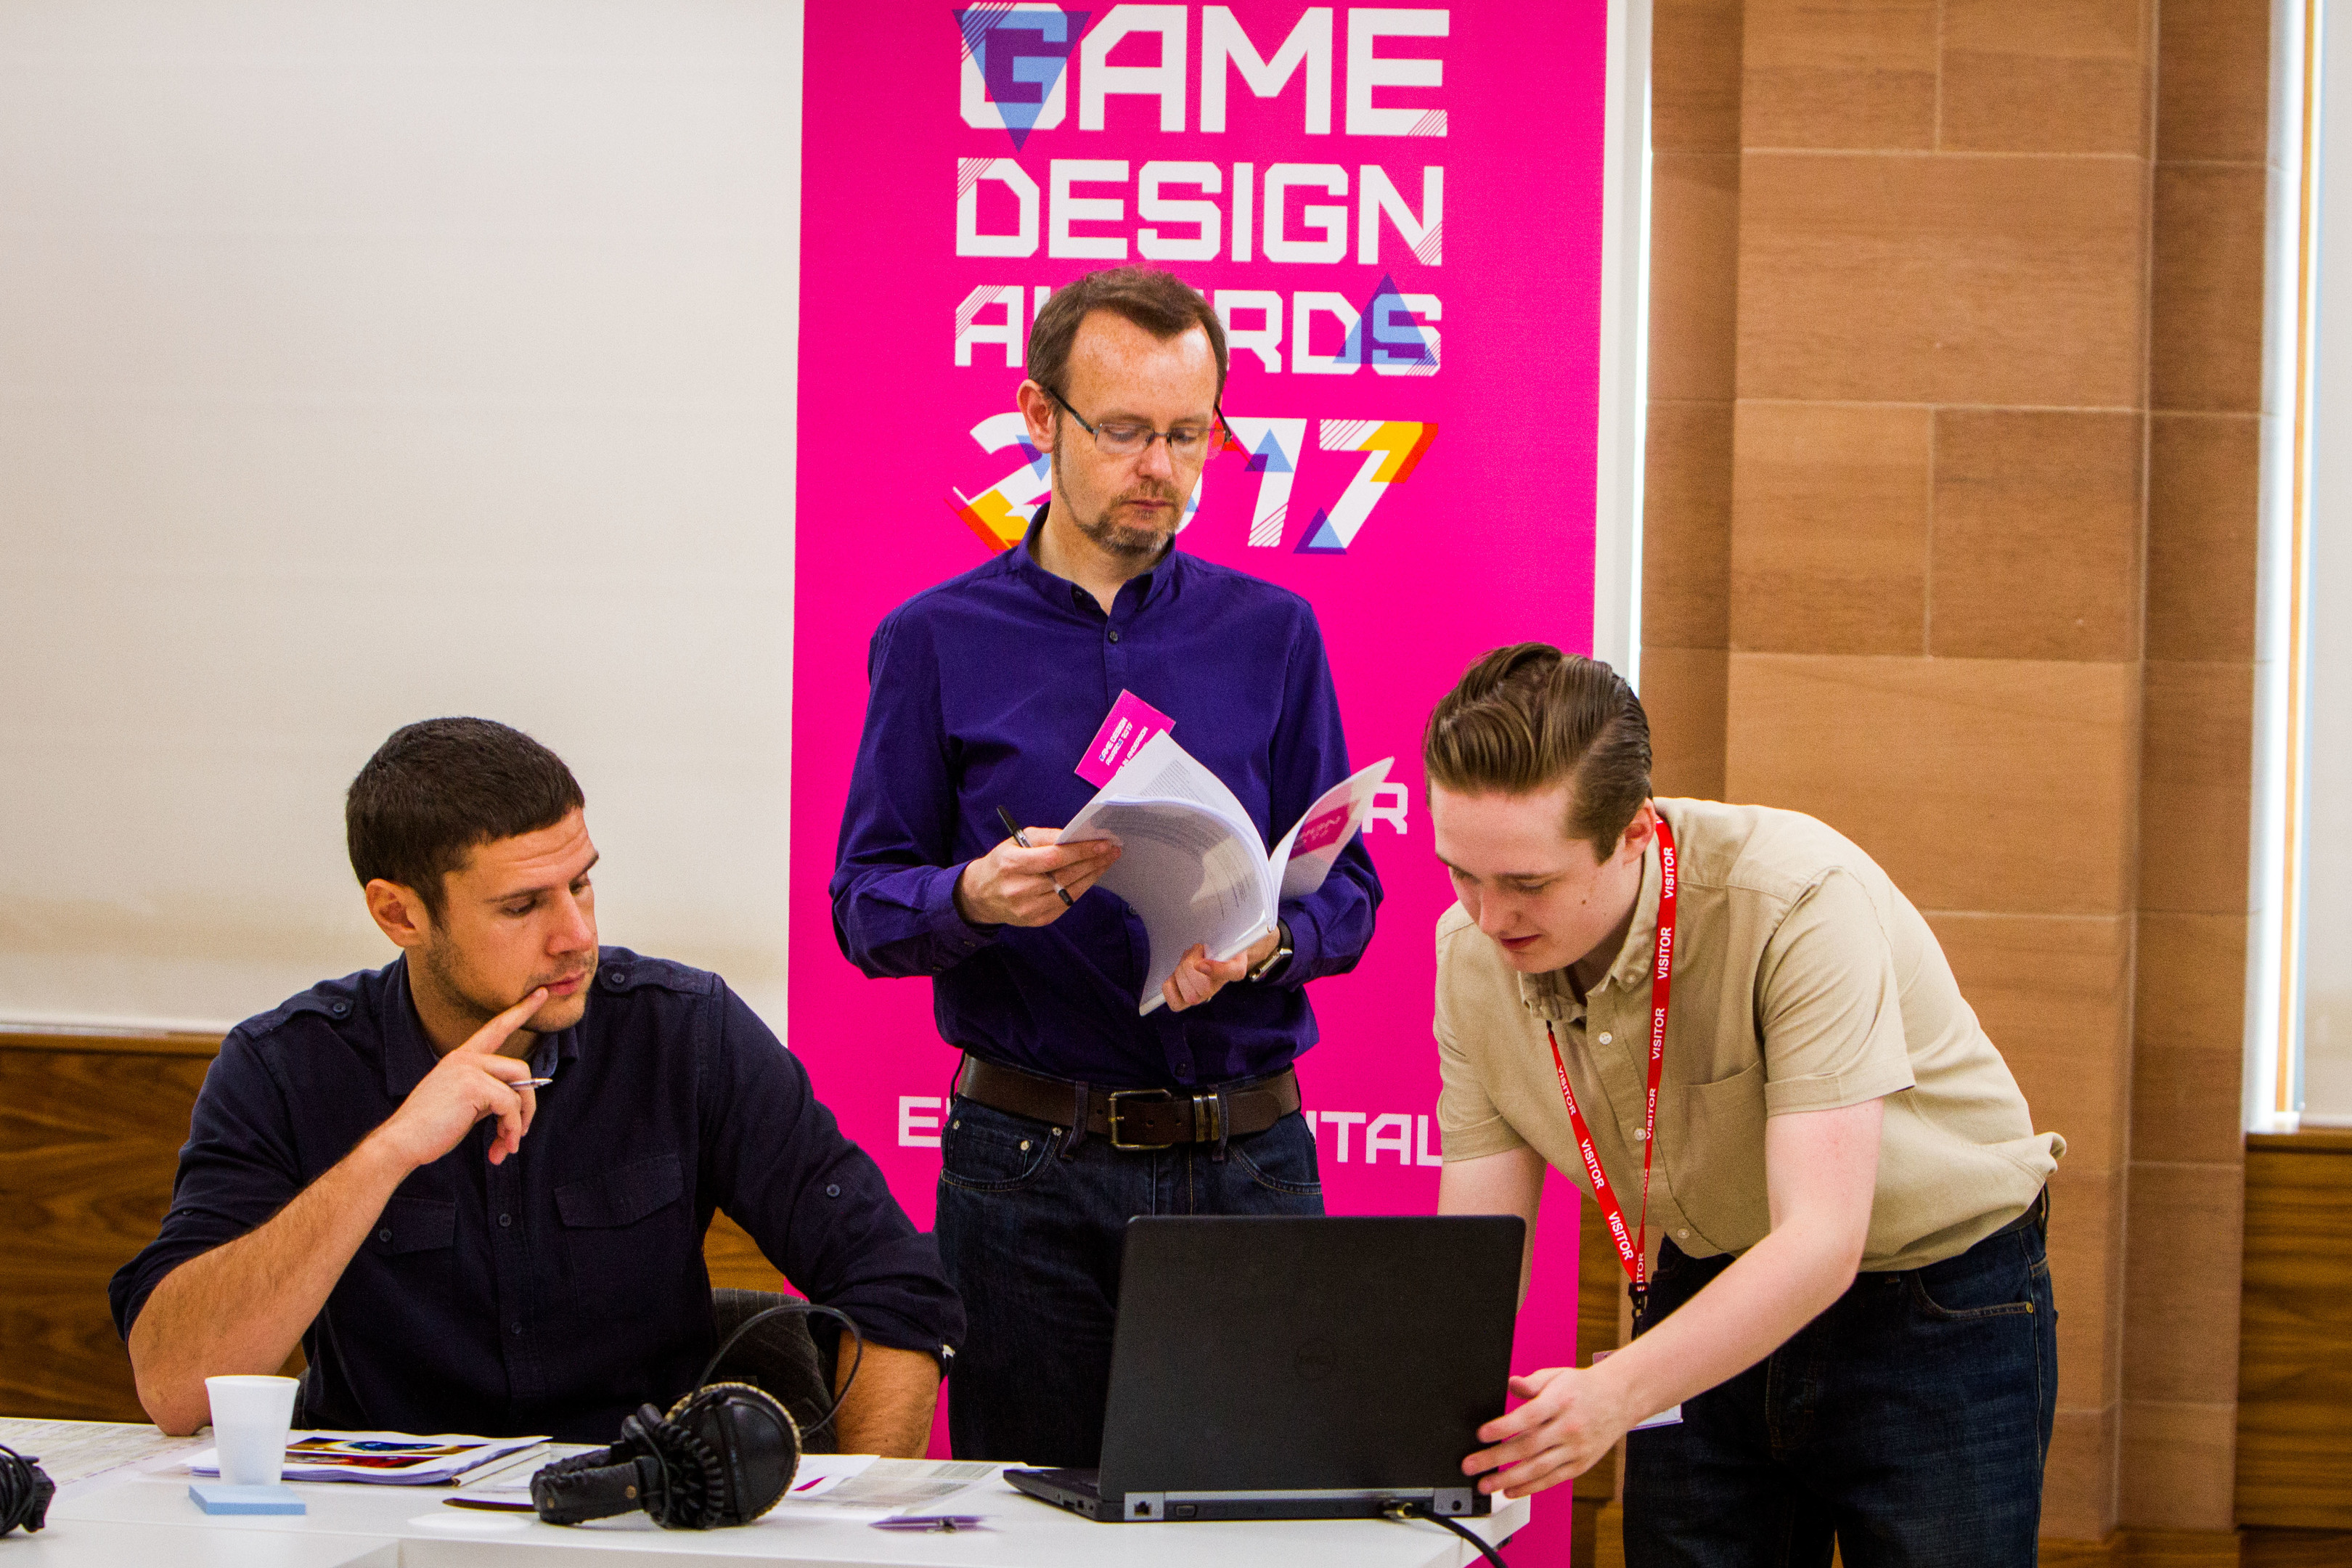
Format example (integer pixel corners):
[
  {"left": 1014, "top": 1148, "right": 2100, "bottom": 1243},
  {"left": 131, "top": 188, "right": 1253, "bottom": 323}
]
[{"left": 1077, "top": 690, "right": 1174, "bottom": 787}]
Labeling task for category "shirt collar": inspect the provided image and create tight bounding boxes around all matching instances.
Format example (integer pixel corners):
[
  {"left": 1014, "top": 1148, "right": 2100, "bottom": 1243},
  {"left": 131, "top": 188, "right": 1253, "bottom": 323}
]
[
  {"left": 1010, "top": 499, "right": 1180, "bottom": 616},
  {"left": 1516, "top": 826, "right": 1664, "bottom": 1020},
  {"left": 381, "top": 954, "right": 584, "bottom": 1100},
  {"left": 382, "top": 955, "right": 438, "bottom": 1101}
]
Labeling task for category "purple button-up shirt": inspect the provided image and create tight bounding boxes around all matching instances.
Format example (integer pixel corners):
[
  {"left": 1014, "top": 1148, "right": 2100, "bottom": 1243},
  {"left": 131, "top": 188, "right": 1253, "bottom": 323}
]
[{"left": 830, "top": 514, "right": 1384, "bottom": 1089}]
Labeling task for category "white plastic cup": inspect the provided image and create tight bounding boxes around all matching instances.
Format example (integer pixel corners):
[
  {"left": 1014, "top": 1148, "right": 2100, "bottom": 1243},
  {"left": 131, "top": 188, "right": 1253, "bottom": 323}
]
[{"left": 205, "top": 1374, "right": 299, "bottom": 1487}]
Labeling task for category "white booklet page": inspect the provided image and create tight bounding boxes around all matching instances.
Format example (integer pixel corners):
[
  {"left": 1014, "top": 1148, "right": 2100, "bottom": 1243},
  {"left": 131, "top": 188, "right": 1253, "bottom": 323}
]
[{"left": 1058, "top": 733, "right": 1392, "bottom": 1013}]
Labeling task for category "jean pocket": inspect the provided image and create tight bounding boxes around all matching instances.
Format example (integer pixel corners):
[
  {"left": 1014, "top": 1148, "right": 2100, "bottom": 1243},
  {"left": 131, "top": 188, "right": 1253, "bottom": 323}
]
[
  {"left": 1907, "top": 1233, "right": 2040, "bottom": 1321},
  {"left": 939, "top": 1104, "right": 1058, "bottom": 1194},
  {"left": 1230, "top": 1114, "right": 1323, "bottom": 1199}
]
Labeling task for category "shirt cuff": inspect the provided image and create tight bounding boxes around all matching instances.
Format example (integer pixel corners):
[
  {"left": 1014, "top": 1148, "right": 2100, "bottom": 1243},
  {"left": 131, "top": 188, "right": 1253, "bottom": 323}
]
[
  {"left": 1437, "top": 1112, "right": 1530, "bottom": 1163},
  {"left": 920, "top": 862, "right": 1001, "bottom": 959},
  {"left": 1763, "top": 1055, "right": 1917, "bottom": 1115},
  {"left": 1273, "top": 904, "right": 1323, "bottom": 986}
]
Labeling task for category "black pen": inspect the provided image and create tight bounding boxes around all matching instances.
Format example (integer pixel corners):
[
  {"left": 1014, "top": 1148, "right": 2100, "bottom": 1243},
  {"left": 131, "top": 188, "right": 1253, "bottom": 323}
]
[{"left": 998, "top": 807, "right": 1074, "bottom": 907}]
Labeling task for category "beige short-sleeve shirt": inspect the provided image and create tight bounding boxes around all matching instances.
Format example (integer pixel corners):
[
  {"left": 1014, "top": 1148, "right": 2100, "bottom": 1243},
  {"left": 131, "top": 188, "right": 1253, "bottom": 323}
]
[{"left": 1435, "top": 798, "right": 2064, "bottom": 1273}]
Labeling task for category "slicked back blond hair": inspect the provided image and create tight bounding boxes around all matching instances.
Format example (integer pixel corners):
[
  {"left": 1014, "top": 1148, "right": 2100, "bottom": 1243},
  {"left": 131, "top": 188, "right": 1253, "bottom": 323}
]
[{"left": 1422, "top": 644, "right": 1653, "bottom": 858}]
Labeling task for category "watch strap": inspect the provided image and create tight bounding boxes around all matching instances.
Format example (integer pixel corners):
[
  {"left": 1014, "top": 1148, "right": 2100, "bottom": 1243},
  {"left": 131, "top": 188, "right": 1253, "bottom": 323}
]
[{"left": 1247, "top": 920, "right": 1294, "bottom": 983}]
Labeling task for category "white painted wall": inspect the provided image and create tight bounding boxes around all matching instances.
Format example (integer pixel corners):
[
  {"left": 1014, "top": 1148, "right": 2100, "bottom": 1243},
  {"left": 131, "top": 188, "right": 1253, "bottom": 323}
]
[
  {"left": 0, "top": 1, "right": 804, "bottom": 1033},
  {"left": 2298, "top": 0, "right": 2352, "bottom": 1123}
]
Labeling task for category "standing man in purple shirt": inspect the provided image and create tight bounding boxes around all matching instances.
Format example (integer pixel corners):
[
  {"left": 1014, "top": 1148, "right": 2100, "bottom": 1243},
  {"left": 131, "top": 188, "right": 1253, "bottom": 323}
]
[{"left": 830, "top": 266, "right": 1384, "bottom": 1466}]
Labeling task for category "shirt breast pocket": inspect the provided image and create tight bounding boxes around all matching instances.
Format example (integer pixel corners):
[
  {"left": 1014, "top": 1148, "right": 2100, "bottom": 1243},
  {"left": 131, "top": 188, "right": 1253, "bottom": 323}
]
[
  {"left": 1681, "top": 1061, "right": 1770, "bottom": 1244},
  {"left": 371, "top": 1196, "right": 456, "bottom": 1254},
  {"left": 354, "top": 1195, "right": 460, "bottom": 1319},
  {"left": 554, "top": 1153, "right": 695, "bottom": 1314}
]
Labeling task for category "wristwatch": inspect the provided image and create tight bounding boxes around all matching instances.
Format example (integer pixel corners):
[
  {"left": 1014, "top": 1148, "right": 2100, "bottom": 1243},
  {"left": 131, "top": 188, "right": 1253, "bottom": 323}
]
[{"left": 1246, "top": 921, "right": 1294, "bottom": 984}]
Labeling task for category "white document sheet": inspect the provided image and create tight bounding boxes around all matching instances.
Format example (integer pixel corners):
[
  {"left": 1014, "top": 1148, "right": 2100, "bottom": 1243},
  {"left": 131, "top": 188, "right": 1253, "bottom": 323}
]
[
  {"left": 764, "top": 1456, "right": 1003, "bottom": 1522},
  {"left": 0, "top": 1418, "right": 203, "bottom": 1491},
  {"left": 1059, "top": 734, "right": 1392, "bottom": 1013}
]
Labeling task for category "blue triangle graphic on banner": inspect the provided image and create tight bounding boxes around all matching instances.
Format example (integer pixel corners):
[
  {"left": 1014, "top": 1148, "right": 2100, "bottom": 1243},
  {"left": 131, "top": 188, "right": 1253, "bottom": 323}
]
[
  {"left": 952, "top": 8, "right": 1087, "bottom": 152},
  {"left": 1359, "top": 272, "right": 1435, "bottom": 372},
  {"left": 1294, "top": 511, "right": 1347, "bottom": 554},
  {"left": 1247, "top": 432, "right": 1292, "bottom": 474}
]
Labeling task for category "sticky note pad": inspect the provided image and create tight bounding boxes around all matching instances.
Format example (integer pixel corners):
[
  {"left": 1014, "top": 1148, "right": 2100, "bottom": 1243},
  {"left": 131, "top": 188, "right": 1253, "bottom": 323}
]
[{"left": 189, "top": 1482, "right": 306, "bottom": 1515}]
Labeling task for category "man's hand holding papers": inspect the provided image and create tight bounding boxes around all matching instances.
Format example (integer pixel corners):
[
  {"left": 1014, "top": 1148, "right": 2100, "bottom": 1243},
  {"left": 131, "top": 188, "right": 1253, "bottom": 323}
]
[{"left": 1056, "top": 734, "right": 1392, "bottom": 1013}]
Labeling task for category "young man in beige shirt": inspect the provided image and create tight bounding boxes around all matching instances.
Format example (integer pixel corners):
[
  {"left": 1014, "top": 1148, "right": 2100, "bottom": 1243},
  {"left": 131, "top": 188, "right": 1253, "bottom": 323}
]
[{"left": 1427, "top": 644, "right": 2062, "bottom": 1567}]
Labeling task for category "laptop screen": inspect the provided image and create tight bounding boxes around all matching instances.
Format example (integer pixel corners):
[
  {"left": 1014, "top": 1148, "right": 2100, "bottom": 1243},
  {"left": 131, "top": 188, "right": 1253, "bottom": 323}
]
[{"left": 1097, "top": 1214, "right": 1525, "bottom": 1497}]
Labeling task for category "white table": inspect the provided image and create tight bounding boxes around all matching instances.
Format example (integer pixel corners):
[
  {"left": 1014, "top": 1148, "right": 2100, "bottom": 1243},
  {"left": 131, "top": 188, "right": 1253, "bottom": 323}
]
[{"left": 36, "top": 1463, "right": 1530, "bottom": 1567}]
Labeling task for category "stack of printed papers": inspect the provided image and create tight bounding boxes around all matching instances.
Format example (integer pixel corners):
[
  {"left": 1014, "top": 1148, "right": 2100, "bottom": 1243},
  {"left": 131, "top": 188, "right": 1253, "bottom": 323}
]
[
  {"left": 189, "top": 1432, "right": 547, "bottom": 1485},
  {"left": 767, "top": 1456, "right": 1004, "bottom": 1522},
  {"left": 0, "top": 1418, "right": 204, "bottom": 1490}
]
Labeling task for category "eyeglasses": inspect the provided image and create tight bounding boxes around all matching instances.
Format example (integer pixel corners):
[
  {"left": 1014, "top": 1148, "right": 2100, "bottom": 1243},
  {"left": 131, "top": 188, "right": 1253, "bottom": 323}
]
[{"left": 1044, "top": 386, "right": 1225, "bottom": 465}]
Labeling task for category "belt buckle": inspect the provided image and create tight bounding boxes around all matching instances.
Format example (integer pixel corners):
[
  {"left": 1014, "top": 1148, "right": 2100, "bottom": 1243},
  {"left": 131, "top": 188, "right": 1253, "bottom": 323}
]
[{"left": 1106, "top": 1088, "right": 1172, "bottom": 1150}]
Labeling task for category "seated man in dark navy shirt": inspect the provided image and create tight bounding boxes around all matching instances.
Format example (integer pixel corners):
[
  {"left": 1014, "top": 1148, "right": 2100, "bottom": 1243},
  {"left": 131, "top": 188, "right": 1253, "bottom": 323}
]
[{"left": 112, "top": 718, "right": 960, "bottom": 1447}]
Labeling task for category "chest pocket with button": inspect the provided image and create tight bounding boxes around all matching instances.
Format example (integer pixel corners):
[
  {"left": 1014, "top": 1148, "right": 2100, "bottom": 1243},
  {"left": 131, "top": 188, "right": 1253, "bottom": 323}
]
[
  {"left": 553, "top": 1153, "right": 694, "bottom": 1317},
  {"left": 372, "top": 1195, "right": 457, "bottom": 1254},
  {"left": 349, "top": 1194, "right": 460, "bottom": 1318}
]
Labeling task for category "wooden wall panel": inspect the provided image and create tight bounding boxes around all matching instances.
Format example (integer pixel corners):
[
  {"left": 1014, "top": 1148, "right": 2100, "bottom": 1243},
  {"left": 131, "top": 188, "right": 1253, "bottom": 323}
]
[
  {"left": 2237, "top": 1132, "right": 2352, "bottom": 1529},
  {"left": 0, "top": 1034, "right": 801, "bottom": 1424},
  {"left": 0, "top": 1043, "right": 213, "bottom": 1421}
]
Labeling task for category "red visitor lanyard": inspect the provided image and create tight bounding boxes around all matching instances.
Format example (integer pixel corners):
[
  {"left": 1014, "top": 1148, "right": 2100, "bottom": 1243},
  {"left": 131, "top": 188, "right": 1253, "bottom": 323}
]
[{"left": 1545, "top": 812, "right": 1676, "bottom": 1295}]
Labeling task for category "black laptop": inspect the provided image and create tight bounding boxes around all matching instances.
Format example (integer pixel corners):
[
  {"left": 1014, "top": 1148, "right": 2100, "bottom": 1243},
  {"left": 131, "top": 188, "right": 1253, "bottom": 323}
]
[{"left": 1006, "top": 1214, "right": 1524, "bottom": 1522}]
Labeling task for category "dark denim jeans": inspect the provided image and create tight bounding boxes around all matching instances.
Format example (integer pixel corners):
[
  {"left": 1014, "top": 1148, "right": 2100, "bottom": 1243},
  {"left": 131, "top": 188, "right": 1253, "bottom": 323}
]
[
  {"left": 934, "top": 1095, "right": 1325, "bottom": 1466},
  {"left": 1625, "top": 1204, "right": 2057, "bottom": 1568}
]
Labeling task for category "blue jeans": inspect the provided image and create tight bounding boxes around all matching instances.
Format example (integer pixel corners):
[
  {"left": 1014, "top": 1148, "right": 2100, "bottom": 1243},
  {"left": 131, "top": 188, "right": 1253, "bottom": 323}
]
[
  {"left": 934, "top": 1095, "right": 1325, "bottom": 1466},
  {"left": 1625, "top": 1202, "right": 2057, "bottom": 1568}
]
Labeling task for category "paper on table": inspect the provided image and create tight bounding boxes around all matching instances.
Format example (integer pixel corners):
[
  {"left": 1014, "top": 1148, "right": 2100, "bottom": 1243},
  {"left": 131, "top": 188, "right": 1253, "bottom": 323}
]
[
  {"left": 766, "top": 1457, "right": 1003, "bottom": 1522},
  {"left": 189, "top": 1431, "right": 547, "bottom": 1485},
  {"left": 0, "top": 1418, "right": 203, "bottom": 1490},
  {"left": 440, "top": 1442, "right": 599, "bottom": 1509}
]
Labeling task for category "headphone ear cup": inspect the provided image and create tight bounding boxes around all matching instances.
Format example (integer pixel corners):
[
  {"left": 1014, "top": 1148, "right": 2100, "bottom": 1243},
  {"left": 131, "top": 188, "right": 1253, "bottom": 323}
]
[{"left": 664, "top": 1381, "right": 801, "bottom": 1525}]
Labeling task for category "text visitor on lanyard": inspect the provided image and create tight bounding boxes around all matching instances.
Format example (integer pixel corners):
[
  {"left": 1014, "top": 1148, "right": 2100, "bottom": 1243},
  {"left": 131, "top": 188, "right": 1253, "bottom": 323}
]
[{"left": 1545, "top": 812, "right": 1676, "bottom": 1313}]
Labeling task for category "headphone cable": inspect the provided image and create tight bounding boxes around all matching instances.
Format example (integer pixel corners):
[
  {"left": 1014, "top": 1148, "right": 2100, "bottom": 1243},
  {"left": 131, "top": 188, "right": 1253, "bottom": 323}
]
[{"left": 696, "top": 1301, "right": 866, "bottom": 1438}]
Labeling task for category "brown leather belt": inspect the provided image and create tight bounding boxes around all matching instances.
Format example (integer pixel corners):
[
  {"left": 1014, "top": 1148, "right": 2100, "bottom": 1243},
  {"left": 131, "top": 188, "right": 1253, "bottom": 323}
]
[{"left": 953, "top": 1055, "right": 1300, "bottom": 1151}]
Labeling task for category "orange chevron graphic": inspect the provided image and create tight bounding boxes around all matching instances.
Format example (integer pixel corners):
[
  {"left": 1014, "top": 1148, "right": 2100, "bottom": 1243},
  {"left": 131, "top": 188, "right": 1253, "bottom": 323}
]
[
  {"left": 947, "top": 487, "right": 1029, "bottom": 552},
  {"left": 1365, "top": 420, "right": 1439, "bottom": 483}
]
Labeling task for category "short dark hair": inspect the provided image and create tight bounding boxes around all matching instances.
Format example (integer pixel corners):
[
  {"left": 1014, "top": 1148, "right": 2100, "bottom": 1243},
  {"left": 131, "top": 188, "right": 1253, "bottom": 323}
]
[
  {"left": 346, "top": 718, "right": 585, "bottom": 919},
  {"left": 1026, "top": 265, "right": 1229, "bottom": 402},
  {"left": 1423, "top": 644, "right": 1653, "bottom": 859}
]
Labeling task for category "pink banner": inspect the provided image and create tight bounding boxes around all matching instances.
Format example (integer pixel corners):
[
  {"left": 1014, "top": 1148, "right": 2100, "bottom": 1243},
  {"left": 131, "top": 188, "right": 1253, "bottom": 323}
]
[{"left": 795, "top": 5, "right": 1609, "bottom": 1556}]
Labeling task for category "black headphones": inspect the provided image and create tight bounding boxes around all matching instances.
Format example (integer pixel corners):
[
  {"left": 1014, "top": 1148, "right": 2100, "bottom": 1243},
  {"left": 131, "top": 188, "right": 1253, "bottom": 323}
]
[
  {"left": 531, "top": 1303, "right": 864, "bottom": 1530},
  {"left": 0, "top": 1445, "right": 53, "bottom": 1538}
]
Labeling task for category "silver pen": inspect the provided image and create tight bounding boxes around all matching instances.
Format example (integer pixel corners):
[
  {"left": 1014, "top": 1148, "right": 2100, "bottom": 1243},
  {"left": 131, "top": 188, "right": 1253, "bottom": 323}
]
[{"left": 998, "top": 805, "right": 1074, "bottom": 907}]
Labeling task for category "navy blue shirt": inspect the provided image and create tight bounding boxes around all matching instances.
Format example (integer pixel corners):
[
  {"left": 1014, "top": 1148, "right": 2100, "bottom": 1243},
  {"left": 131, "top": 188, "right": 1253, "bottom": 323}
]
[
  {"left": 830, "top": 518, "right": 1384, "bottom": 1088},
  {"left": 110, "top": 950, "right": 962, "bottom": 1442}
]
